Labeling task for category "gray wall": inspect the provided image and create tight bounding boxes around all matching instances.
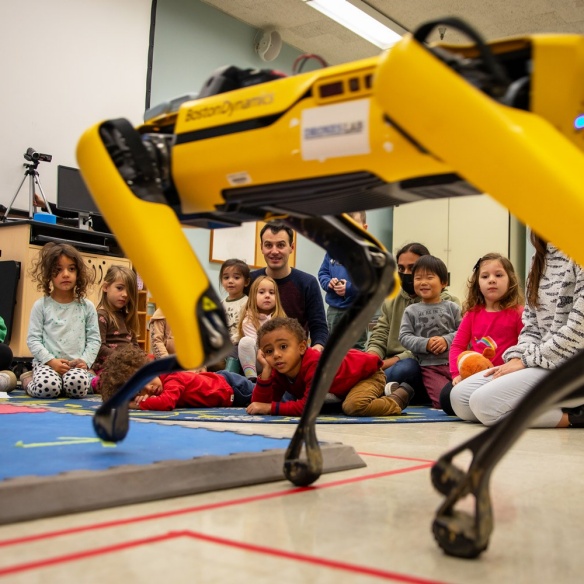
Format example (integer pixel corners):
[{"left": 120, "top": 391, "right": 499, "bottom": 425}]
[
  {"left": 1, "top": 0, "right": 394, "bottom": 294},
  {"left": 151, "top": 0, "right": 394, "bottom": 287},
  {"left": 1, "top": 0, "right": 151, "bottom": 210}
]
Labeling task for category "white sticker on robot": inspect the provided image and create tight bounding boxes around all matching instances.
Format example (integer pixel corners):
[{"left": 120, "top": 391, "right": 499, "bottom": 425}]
[
  {"left": 301, "top": 99, "right": 370, "bottom": 161},
  {"left": 227, "top": 172, "right": 252, "bottom": 186}
]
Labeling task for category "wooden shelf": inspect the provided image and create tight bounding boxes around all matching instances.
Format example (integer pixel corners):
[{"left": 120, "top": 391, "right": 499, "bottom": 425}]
[{"left": 136, "top": 284, "right": 150, "bottom": 353}]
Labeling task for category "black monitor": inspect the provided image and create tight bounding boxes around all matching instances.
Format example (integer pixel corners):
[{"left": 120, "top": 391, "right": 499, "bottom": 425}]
[{"left": 57, "top": 165, "right": 106, "bottom": 231}]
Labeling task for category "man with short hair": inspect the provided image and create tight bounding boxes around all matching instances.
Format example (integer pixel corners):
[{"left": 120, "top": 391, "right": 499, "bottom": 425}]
[{"left": 250, "top": 222, "right": 328, "bottom": 351}]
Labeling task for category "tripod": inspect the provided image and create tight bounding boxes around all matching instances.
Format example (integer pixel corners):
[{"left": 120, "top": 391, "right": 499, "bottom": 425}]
[{"left": 2, "top": 161, "right": 53, "bottom": 221}]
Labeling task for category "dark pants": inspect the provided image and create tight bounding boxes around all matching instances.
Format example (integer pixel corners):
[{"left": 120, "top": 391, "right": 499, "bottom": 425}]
[
  {"left": 216, "top": 370, "right": 254, "bottom": 407},
  {"left": 384, "top": 357, "right": 430, "bottom": 406},
  {"left": 0, "top": 343, "right": 13, "bottom": 371},
  {"left": 439, "top": 381, "right": 456, "bottom": 416},
  {"left": 326, "top": 306, "right": 368, "bottom": 351}
]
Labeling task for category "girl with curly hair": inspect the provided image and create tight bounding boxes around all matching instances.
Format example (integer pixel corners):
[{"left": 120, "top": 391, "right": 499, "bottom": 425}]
[{"left": 25, "top": 242, "right": 100, "bottom": 398}]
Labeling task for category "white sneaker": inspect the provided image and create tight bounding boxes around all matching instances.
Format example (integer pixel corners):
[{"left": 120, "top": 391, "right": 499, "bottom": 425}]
[
  {"left": 20, "top": 370, "right": 33, "bottom": 393},
  {"left": 384, "top": 381, "right": 400, "bottom": 397}
]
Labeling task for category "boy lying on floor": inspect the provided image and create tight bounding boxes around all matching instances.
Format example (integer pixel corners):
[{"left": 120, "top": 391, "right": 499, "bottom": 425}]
[
  {"left": 100, "top": 345, "right": 254, "bottom": 410},
  {"left": 246, "top": 317, "right": 414, "bottom": 417}
]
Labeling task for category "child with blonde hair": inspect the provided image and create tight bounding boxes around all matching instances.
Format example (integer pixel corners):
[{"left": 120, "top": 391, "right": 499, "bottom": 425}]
[
  {"left": 439, "top": 253, "right": 524, "bottom": 413},
  {"left": 26, "top": 242, "right": 100, "bottom": 398},
  {"left": 238, "top": 276, "right": 286, "bottom": 379},
  {"left": 92, "top": 265, "right": 141, "bottom": 379}
]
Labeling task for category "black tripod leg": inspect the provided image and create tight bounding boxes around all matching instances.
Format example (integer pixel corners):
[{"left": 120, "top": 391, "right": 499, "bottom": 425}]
[
  {"left": 281, "top": 215, "right": 397, "bottom": 486},
  {"left": 432, "top": 350, "right": 584, "bottom": 558}
]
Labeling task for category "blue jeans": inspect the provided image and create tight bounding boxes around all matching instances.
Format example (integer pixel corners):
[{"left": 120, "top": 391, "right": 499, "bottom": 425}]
[
  {"left": 216, "top": 370, "right": 254, "bottom": 407},
  {"left": 384, "top": 358, "right": 429, "bottom": 405}
]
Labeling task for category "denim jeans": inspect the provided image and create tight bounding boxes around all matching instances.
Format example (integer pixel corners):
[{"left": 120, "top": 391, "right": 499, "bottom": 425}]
[
  {"left": 216, "top": 370, "right": 255, "bottom": 406},
  {"left": 384, "top": 357, "right": 429, "bottom": 405}
]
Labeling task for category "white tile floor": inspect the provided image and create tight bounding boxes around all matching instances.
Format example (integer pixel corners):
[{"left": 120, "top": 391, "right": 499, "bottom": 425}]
[{"left": 1, "top": 418, "right": 582, "bottom": 583}]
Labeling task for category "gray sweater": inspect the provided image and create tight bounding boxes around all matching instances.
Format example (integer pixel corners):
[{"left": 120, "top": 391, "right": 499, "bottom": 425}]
[{"left": 399, "top": 300, "right": 462, "bottom": 366}]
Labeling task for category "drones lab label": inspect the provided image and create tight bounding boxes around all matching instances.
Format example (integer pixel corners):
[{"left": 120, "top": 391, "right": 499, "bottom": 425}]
[{"left": 301, "top": 99, "right": 370, "bottom": 161}]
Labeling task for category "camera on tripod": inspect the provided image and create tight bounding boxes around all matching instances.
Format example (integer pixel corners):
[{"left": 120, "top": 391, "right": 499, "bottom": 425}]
[{"left": 24, "top": 147, "right": 52, "bottom": 163}]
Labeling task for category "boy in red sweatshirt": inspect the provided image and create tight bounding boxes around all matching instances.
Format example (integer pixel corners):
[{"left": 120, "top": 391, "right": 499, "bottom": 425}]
[
  {"left": 246, "top": 317, "right": 414, "bottom": 417},
  {"left": 100, "top": 345, "right": 254, "bottom": 410}
]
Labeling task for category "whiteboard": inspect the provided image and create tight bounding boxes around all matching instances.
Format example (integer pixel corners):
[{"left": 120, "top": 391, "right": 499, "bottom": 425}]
[{"left": 210, "top": 223, "right": 257, "bottom": 265}]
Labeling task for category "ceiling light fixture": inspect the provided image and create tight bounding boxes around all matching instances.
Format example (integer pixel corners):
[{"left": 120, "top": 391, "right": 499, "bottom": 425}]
[{"left": 303, "top": 0, "right": 405, "bottom": 49}]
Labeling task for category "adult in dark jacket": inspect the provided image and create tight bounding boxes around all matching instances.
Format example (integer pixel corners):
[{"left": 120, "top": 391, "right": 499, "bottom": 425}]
[{"left": 250, "top": 222, "right": 328, "bottom": 351}]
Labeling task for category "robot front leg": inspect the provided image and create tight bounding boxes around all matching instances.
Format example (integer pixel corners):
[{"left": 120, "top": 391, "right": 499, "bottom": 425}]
[
  {"left": 280, "top": 215, "right": 397, "bottom": 486},
  {"left": 432, "top": 350, "right": 584, "bottom": 558}
]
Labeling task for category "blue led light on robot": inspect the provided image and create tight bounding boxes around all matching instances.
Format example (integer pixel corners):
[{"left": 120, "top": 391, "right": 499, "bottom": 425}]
[{"left": 575, "top": 114, "right": 584, "bottom": 130}]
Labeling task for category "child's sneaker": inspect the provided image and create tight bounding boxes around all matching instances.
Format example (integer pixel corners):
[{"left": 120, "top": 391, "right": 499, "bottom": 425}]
[
  {"left": 19, "top": 370, "right": 33, "bottom": 394},
  {"left": 384, "top": 381, "right": 399, "bottom": 397},
  {"left": 384, "top": 381, "right": 415, "bottom": 410},
  {"left": 0, "top": 370, "right": 17, "bottom": 393}
]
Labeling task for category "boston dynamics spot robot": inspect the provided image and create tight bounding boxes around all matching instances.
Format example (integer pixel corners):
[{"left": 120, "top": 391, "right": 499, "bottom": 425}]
[{"left": 77, "top": 18, "right": 584, "bottom": 559}]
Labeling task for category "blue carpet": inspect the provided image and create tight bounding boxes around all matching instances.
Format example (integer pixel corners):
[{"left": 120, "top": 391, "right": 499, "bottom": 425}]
[
  {"left": 2, "top": 392, "right": 457, "bottom": 423},
  {"left": 0, "top": 408, "right": 291, "bottom": 481}
]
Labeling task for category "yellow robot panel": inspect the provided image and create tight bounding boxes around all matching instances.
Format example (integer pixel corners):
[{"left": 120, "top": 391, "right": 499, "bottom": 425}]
[
  {"left": 166, "top": 58, "right": 450, "bottom": 216},
  {"left": 77, "top": 123, "right": 212, "bottom": 369},
  {"left": 375, "top": 33, "right": 584, "bottom": 267}
]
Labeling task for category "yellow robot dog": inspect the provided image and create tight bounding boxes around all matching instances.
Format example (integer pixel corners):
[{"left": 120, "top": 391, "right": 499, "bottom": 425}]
[{"left": 77, "top": 17, "right": 584, "bottom": 559}]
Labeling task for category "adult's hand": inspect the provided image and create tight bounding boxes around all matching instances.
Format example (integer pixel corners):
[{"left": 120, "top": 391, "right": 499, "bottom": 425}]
[
  {"left": 486, "top": 358, "right": 525, "bottom": 379},
  {"left": 380, "top": 356, "right": 399, "bottom": 370}
]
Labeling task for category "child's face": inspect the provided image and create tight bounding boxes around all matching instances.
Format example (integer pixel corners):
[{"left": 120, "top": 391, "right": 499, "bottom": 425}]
[
  {"left": 221, "top": 266, "right": 248, "bottom": 299},
  {"left": 413, "top": 269, "right": 445, "bottom": 303},
  {"left": 104, "top": 279, "right": 129, "bottom": 310},
  {"left": 141, "top": 376, "right": 163, "bottom": 396},
  {"left": 256, "top": 278, "right": 277, "bottom": 314},
  {"left": 51, "top": 254, "right": 77, "bottom": 293},
  {"left": 478, "top": 260, "right": 509, "bottom": 308},
  {"left": 260, "top": 328, "right": 307, "bottom": 378}
]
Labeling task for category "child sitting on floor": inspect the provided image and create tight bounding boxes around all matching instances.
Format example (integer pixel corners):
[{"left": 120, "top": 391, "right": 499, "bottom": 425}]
[
  {"left": 238, "top": 275, "right": 287, "bottom": 380},
  {"left": 399, "top": 255, "right": 462, "bottom": 409},
  {"left": 99, "top": 345, "right": 254, "bottom": 410},
  {"left": 93, "top": 265, "right": 142, "bottom": 375},
  {"left": 149, "top": 307, "right": 175, "bottom": 358},
  {"left": 246, "top": 317, "right": 414, "bottom": 417}
]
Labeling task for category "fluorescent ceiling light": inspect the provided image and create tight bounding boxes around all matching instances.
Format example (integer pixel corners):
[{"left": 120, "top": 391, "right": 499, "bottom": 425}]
[{"left": 304, "top": 0, "right": 404, "bottom": 49}]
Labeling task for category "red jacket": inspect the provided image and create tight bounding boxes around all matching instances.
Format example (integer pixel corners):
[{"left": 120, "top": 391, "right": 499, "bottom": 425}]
[
  {"left": 252, "top": 347, "right": 382, "bottom": 416},
  {"left": 138, "top": 371, "right": 234, "bottom": 411}
]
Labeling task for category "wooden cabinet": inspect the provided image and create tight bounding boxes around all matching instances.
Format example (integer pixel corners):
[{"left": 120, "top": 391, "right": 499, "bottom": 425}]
[{"left": 0, "top": 221, "right": 130, "bottom": 359}]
